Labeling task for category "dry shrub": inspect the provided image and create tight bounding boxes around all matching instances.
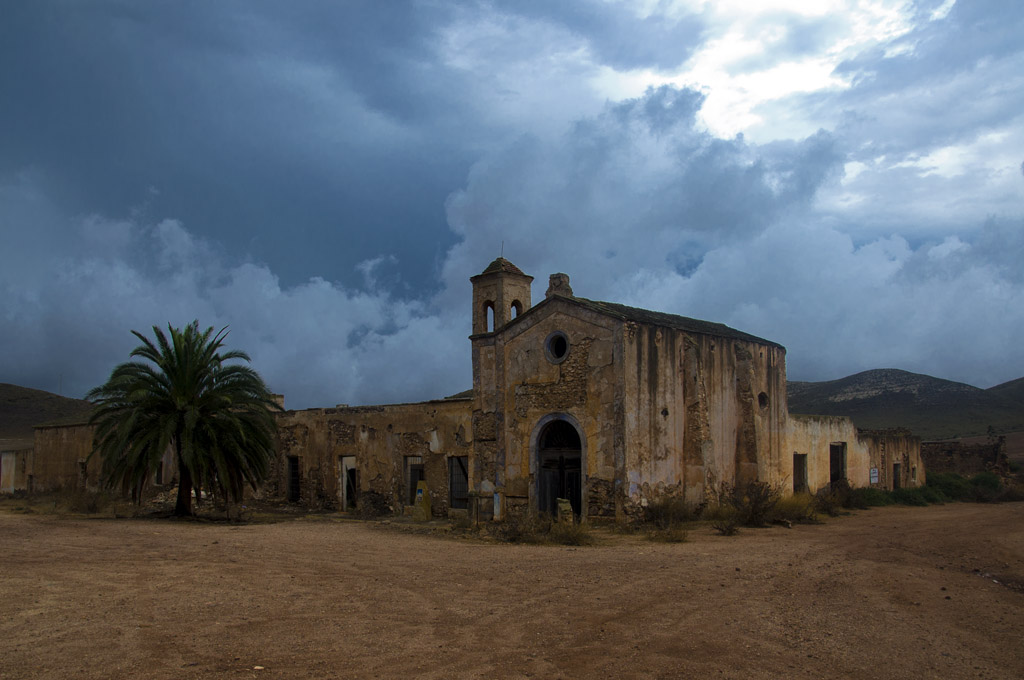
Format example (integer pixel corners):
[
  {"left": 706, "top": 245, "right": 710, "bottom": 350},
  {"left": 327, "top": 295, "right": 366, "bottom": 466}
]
[
  {"left": 771, "top": 492, "right": 818, "bottom": 523},
  {"left": 708, "top": 506, "right": 740, "bottom": 536},
  {"left": 491, "top": 512, "right": 593, "bottom": 545},
  {"left": 548, "top": 519, "right": 594, "bottom": 546},
  {"left": 715, "top": 481, "right": 782, "bottom": 528},
  {"left": 647, "top": 524, "right": 688, "bottom": 543}
]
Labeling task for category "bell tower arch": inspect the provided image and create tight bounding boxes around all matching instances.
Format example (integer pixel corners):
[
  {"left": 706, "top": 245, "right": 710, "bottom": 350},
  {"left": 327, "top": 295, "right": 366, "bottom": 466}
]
[{"left": 470, "top": 258, "right": 533, "bottom": 334}]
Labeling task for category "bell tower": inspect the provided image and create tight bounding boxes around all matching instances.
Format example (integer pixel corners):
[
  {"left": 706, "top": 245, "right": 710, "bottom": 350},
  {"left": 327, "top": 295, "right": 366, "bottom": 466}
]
[{"left": 470, "top": 257, "right": 533, "bottom": 334}]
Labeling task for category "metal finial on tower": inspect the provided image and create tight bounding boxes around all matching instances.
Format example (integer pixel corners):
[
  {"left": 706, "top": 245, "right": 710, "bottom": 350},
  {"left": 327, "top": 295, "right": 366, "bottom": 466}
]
[{"left": 500, "top": 240, "right": 504, "bottom": 258}]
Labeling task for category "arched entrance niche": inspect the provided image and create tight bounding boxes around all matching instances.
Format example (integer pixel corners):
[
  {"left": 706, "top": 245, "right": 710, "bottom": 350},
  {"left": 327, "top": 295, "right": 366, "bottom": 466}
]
[{"left": 532, "top": 414, "right": 584, "bottom": 517}]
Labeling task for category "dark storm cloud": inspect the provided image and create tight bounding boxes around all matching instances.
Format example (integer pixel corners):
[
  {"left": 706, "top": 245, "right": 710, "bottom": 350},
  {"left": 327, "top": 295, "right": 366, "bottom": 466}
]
[
  {"left": 2, "top": 1, "right": 1023, "bottom": 408},
  {"left": 443, "top": 85, "right": 844, "bottom": 302},
  {"left": 0, "top": 1, "right": 475, "bottom": 290}
]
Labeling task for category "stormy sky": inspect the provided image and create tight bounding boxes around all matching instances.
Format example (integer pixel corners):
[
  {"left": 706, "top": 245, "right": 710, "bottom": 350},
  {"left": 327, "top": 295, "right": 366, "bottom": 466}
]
[{"left": 2, "top": 0, "right": 1022, "bottom": 409}]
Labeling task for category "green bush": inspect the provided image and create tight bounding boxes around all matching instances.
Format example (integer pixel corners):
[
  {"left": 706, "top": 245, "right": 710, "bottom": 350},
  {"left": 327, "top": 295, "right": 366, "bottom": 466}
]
[
  {"left": 891, "top": 487, "right": 929, "bottom": 506},
  {"left": 926, "top": 472, "right": 973, "bottom": 501},
  {"left": 848, "top": 487, "right": 894, "bottom": 507},
  {"left": 970, "top": 471, "right": 1002, "bottom": 492}
]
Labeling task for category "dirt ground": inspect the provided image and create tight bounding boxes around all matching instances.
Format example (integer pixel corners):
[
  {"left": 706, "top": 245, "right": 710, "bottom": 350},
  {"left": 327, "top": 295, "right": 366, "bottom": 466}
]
[{"left": 1, "top": 503, "right": 1023, "bottom": 680}]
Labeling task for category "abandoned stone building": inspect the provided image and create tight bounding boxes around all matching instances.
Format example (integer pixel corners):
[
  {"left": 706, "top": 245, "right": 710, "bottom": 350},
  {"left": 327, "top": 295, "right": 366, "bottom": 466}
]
[
  {"left": 9, "top": 258, "right": 924, "bottom": 519},
  {"left": 267, "top": 258, "right": 924, "bottom": 520}
]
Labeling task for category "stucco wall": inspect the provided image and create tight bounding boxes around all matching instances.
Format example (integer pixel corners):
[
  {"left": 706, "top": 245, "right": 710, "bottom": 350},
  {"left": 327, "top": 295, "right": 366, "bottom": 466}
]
[
  {"left": 1, "top": 447, "right": 33, "bottom": 493},
  {"left": 31, "top": 424, "right": 101, "bottom": 491},
  {"left": 785, "top": 417, "right": 923, "bottom": 492},
  {"left": 623, "top": 325, "right": 788, "bottom": 508}
]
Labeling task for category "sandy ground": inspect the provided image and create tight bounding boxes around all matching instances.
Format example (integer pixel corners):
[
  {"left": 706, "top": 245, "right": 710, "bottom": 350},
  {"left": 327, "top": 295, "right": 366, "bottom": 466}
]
[{"left": 1, "top": 503, "right": 1023, "bottom": 680}]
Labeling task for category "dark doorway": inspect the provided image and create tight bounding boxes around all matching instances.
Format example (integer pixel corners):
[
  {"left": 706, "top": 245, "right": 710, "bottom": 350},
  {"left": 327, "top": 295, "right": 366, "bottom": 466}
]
[
  {"left": 892, "top": 463, "right": 902, "bottom": 490},
  {"left": 287, "top": 456, "right": 301, "bottom": 502},
  {"left": 537, "top": 419, "right": 582, "bottom": 517},
  {"left": 793, "top": 453, "right": 808, "bottom": 493},
  {"left": 338, "top": 455, "right": 357, "bottom": 510},
  {"left": 405, "top": 456, "right": 425, "bottom": 505},
  {"left": 829, "top": 442, "right": 847, "bottom": 487},
  {"left": 449, "top": 456, "right": 469, "bottom": 510}
]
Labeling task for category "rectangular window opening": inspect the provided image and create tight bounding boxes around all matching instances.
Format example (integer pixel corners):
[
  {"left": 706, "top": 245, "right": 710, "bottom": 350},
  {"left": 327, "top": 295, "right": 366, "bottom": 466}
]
[{"left": 287, "top": 455, "right": 301, "bottom": 503}]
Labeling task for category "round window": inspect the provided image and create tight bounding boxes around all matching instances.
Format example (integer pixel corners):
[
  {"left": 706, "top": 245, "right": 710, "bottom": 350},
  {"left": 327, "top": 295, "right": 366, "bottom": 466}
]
[{"left": 545, "top": 331, "right": 570, "bottom": 364}]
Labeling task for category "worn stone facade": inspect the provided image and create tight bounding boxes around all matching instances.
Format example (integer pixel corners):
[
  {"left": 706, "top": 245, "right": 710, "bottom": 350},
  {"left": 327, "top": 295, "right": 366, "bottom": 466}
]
[
  {"left": 921, "top": 438, "right": 1008, "bottom": 478},
  {"left": 268, "top": 258, "right": 923, "bottom": 520}
]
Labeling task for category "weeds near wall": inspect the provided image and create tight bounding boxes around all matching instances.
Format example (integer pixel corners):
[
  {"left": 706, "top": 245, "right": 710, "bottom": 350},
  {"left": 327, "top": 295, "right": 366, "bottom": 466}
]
[{"left": 489, "top": 512, "right": 594, "bottom": 545}]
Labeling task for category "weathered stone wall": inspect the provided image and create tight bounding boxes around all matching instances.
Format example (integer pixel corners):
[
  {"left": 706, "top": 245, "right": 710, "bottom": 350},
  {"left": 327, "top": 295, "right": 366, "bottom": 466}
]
[
  {"left": 784, "top": 417, "right": 923, "bottom": 492},
  {"left": 859, "top": 429, "right": 925, "bottom": 489},
  {"left": 623, "top": 325, "right": 789, "bottom": 509},
  {"left": 921, "top": 439, "right": 1007, "bottom": 477},
  {"left": 492, "top": 298, "right": 621, "bottom": 518},
  {"left": 272, "top": 399, "right": 473, "bottom": 516}
]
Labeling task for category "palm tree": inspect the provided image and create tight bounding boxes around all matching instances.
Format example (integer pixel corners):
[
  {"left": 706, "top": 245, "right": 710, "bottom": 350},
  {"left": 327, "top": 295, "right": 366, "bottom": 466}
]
[{"left": 88, "top": 321, "right": 280, "bottom": 516}]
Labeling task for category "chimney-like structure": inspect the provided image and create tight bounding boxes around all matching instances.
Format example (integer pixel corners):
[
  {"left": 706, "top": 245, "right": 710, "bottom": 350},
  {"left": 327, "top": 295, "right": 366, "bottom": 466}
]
[{"left": 545, "top": 272, "right": 573, "bottom": 299}]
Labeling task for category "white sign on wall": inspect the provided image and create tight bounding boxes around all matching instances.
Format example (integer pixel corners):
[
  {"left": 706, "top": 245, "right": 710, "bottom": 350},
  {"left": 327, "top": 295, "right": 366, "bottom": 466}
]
[{"left": 870, "top": 468, "right": 879, "bottom": 484}]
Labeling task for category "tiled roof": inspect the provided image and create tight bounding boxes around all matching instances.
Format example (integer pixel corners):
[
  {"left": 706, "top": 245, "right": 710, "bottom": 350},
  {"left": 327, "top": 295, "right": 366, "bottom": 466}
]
[
  {"left": 567, "top": 297, "right": 784, "bottom": 348},
  {"left": 479, "top": 257, "right": 528, "bottom": 276}
]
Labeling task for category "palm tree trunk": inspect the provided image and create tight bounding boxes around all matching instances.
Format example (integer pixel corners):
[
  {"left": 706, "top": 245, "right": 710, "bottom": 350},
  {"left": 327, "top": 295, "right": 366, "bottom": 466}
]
[{"left": 174, "top": 453, "right": 193, "bottom": 517}]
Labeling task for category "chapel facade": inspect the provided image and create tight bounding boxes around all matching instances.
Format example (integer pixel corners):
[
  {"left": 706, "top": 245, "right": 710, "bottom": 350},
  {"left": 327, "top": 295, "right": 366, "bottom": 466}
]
[{"left": 263, "top": 258, "right": 924, "bottom": 520}]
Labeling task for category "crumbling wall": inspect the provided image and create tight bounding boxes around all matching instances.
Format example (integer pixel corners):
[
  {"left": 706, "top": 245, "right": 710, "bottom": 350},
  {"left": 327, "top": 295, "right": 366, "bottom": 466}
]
[
  {"left": 921, "top": 439, "right": 1008, "bottom": 477},
  {"left": 858, "top": 429, "right": 925, "bottom": 489},
  {"left": 1, "top": 446, "right": 34, "bottom": 493},
  {"left": 785, "top": 414, "right": 870, "bottom": 492},
  {"left": 272, "top": 399, "right": 473, "bottom": 516}
]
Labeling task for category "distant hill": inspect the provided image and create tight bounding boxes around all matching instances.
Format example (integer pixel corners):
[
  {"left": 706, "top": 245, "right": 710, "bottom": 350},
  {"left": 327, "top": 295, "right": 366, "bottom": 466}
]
[
  {"left": 0, "top": 383, "right": 93, "bottom": 448},
  {"left": 787, "top": 369, "right": 1024, "bottom": 440}
]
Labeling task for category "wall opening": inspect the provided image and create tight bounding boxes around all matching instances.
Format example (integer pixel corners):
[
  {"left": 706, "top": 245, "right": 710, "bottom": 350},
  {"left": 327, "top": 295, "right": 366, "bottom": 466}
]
[
  {"left": 536, "top": 419, "right": 582, "bottom": 517},
  {"left": 338, "top": 455, "right": 358, "bottom": 511},
  {"left": 448, "top": 456, "right": 469, "bottom": 510},
  {"left": 793, "top": 453, "right": 808, "bottom": 493},
  {"left": 405, "top": 455, "right": 425, "bottom": 505},
  {"left": 485, "top": 302, "right": 495, "bottom": 332},
  {"left": 510, "top": 300, "right": 523, "bottom": 319},
  {"left": 829, "top": 442, "right": 847, "bottom": 487},
  {"left": 287, "top": 455, "right": 301, "bottom": 502},
  {"left": 544, "top": 331, "right": 570, "bottom": 364},
  {"left": 893, "top": 462, "right": 902, "bottom": 490}
]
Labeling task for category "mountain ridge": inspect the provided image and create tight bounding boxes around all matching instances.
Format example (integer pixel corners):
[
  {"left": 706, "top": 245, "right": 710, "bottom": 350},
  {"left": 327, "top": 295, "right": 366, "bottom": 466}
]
[{"left": 787, "top": 369, "right": 1024, "bottom": 440}]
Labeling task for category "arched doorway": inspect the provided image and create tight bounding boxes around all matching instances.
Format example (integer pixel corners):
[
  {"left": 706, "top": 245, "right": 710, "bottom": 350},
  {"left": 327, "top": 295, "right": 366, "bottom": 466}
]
[{"left": 536, "top": 419, "right": 582, "bottom": 517}]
